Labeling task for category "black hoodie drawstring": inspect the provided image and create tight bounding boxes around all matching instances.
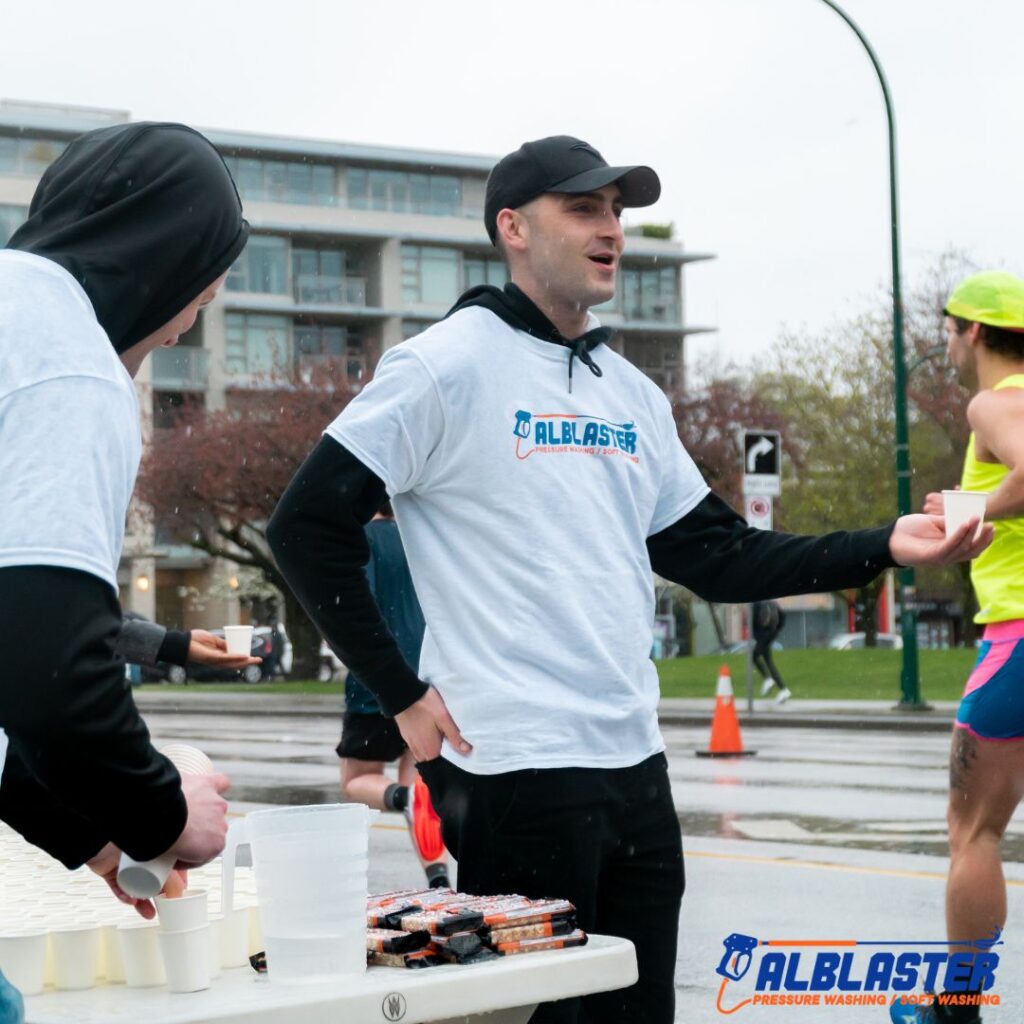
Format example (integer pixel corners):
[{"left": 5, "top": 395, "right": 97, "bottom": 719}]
[
  {"left": 445, "top": 283, "right": 611, "bottom": 394},
  {"left": 568, "top": 334, "right": 605, "bottom": 394}
]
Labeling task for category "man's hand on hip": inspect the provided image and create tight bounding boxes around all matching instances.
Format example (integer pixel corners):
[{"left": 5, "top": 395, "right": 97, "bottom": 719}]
[
  {"left": 889, "top": 513, "right": 993, "bottom": 567},
  {"left": 395, "top": 686, "right": 472, "bottom": 762}
]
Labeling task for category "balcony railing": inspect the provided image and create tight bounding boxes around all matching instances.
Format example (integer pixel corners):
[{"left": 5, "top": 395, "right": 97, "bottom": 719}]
[
  {"left": 151, "top": 347, "right": 209, "bottom": 390},
  {"left": 624, "top": 302, "right": 680, "bottom": 323},
  {"left": 293, "top": 275, "right": 368, "bottom": 306}
]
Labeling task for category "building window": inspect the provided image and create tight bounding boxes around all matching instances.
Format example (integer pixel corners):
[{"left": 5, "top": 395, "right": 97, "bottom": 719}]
[
  {"left": 225, "top": 313, "right": 291, "bottom": 376},
  {"left": 224, "top": 155, "right": 336, "bottom": 207},
  {"left": 621, "top": 266, "right": 680, "bottom": 322},
  {"left": 292, "top": 247, "right": 367, "bottom": 305},
  {"left": 348, "top": 168, "right": 462, "bottom": 217},
  {"left": 227, "top": 235, "right": 289, "bottom": 294},
  {"left": 152, "top": 390, "right": 205, "bottom": 431},
  {"left": 401, "top": 247, "right": 506, "bottom": 306},
  {"left": 294, "top": 321, "right": 366, "bottom": 385},
  {"left": 462, "top": 255, "right": 506, "bottom": 290},
  {"left": 402, "top": 319, "right": 437, "bottom": 340},
  {"left": 0, "top": 204, "right": 27, "bottom": 245},
  {"left": 401, "top": 246, "right": 460, "bottom": 306},
  {"left": 0, "top": 136, "right": 66, "bottom": 177}
]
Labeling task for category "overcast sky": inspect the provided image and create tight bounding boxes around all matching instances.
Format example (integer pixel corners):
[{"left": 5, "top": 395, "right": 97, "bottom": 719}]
[{"left": 4, "top": 0, "right": 1021, "bottom": 372}]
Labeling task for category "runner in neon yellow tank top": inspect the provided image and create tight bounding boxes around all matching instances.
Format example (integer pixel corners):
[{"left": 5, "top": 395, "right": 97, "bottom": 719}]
[{"left": 898, "top": 272, "right": 1024, "bottom": 1024}]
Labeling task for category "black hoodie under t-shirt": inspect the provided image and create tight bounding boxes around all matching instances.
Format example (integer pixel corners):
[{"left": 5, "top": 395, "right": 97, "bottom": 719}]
[
  {"left": 267, "top": 284, "right": 897, "bottom": 721},
  {"left": 0, "top": 123, "right": 248, "bottom": 868},
  {"left": 8, "top": 121, "right": 249, "bottom": 351}
]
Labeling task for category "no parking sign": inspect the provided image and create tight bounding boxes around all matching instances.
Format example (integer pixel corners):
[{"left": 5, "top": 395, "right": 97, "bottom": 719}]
[{"left": 745, "top": 494, "right": 773, "bottom": 531}]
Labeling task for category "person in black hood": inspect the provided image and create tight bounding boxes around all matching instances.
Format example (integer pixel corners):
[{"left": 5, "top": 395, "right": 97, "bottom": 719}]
[
  {"left": 9, "top": 121, "right": 249, "bottom": 367},
  {"left": 0, "top": 122, "right": 251, "bottom": 919},
  {"left": 266, "top": 135, "right": 991, "bottom": 1024}
]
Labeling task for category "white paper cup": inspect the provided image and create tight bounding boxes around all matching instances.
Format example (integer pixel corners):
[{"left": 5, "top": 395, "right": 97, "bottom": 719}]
[
  {"left": 159, "top": 925, "right": 212, "bottom": 993},
  {"left": 224, "top": 907, "right": 251, "bottom": 969},
  {"left": 943, "top": 489, "right": 988, "bottom": 539},
  {"left": 223, "top": 625, "right": 254, "bottom": 656},
  {"left": 155, "top": 889, "right": 208, "bottom": 932},
  {"left": 51, "top": 926, "right": 100, "bottom": 990},
  {"left": 99, "top": 924, "right": 125, "bottom": 983},
  {"left": 206, "top": 917, "right": 222, "bottom": 978},
  {"left": 248, "top": 906, "right": 263, "bottom": 957},
  {"left": 117, "top": 921, "right": 166, "bottom": 988},
  {"left": 0, "top": 932, "right": 48, "bottom": 995}
]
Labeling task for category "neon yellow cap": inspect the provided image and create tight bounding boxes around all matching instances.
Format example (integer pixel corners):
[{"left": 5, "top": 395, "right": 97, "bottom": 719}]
[{"left": 945, "top": 271, "right": 1024, "bottom": 332}]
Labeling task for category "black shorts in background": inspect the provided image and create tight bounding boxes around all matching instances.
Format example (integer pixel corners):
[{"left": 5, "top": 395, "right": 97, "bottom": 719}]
[{"left": 336, "top": 711, "right": 407, "bottom": 763}]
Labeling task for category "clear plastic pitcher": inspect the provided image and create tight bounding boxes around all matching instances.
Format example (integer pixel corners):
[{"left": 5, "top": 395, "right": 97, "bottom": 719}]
[{"left": 221, "top": 804, "right": 373, "bottom": 983}]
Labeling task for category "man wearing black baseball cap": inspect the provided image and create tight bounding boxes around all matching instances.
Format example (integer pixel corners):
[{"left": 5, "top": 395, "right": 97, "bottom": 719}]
[
  {"left": 483, "top": 134, "right": 660, "bottom": 244},
  {"left": 269, "top": 135, "right": 990, "bottom": 1023}
]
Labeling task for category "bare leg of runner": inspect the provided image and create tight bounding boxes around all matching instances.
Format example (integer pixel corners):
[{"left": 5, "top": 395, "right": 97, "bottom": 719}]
[
  {"left": 340, "top": 755, "right": 449, "bottom": 877},
  {"left": 945, "top": 729, "right": 1024, "bottom": 948}
]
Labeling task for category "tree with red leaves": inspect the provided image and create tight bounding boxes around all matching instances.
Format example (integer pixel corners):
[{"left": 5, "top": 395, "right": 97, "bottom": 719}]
[
  {"left": 669, "top": 373, "right": 795, "bottom": 647},
  {"left": 135, "top": 365, "right": 354, "bottom": 677}
]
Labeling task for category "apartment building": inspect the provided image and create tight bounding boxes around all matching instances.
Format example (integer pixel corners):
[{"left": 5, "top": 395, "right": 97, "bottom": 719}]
[{"left": 0, "top": 100, "right": 714, "bottom": 631}]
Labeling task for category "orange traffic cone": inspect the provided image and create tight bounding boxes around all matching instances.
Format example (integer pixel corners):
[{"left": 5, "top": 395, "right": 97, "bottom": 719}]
[{"left": 696, "top": 665, "right": 757, "bottom": 758}]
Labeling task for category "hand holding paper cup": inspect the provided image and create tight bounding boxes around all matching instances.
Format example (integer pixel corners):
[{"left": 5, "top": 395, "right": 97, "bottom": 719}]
[
  {"left": 223, "top": 625, "right": 254, "bottom": 656},
  {"left": 942, "top": 490, "right": 988, "bottom": 540},
  {"left": 116, "top": 745, "right": 218, "bottom": 899}
]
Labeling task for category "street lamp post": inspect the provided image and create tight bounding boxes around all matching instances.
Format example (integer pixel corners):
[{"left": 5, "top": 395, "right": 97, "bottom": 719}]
[{"left": 816, "top": 0, "right": 925, "bottom": 708}]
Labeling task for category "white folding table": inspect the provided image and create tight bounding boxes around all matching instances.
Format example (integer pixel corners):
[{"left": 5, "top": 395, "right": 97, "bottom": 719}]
[{"left": 24, "top": 934, "right": 636, "bottom": 1024}]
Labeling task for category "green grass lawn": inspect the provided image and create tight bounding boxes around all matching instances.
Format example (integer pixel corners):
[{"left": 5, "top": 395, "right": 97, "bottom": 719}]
[
  {"left": 138, "top": 649, "right": 978, "bottom": 702},
  {"left": 657, "top": 649, "right": 978, "bottom": 701},
  {"left": 136, "top": 681, "right": 346, "bottom": 696}
]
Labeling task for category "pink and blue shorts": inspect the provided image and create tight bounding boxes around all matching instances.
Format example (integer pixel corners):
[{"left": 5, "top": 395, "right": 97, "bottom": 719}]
[{"left": 956, "top": 620, "right": 1024, "bottom": 740}]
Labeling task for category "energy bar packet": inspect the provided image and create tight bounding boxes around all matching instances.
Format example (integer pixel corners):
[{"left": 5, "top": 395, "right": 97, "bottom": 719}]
[
  {"left": 368, "top": 888, "right": 452, "bottom": 929},
  {"left": 369, "top": 949, "right": 445, "bottom": 969},
  {"left": 399, "top": 905, "right": 485, "bottom": 936},
  {"left": 465, "top": 897, "right": 576, "bottom": 929},
  {"left": 486, "top": 917, "right": 575, "bottom": 944},
  {"left": 492, "top": 929, "right": 589, "bottom": 956},
  {"left": 366, "top": 928, "right": 432, "bottom": 954},
  {"left": 431, "top": 932, "right": 500, "bottom": 965}
]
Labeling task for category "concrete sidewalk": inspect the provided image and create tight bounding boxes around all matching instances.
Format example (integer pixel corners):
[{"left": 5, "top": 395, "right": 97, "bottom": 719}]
[{"left": 133, "top": 688, "right": 961, "bottom": 733}]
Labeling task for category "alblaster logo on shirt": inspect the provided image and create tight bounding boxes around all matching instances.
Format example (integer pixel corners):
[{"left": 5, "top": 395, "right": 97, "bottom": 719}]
[{"left": 512, "top": 410, "right": 639, "bottom": 463}]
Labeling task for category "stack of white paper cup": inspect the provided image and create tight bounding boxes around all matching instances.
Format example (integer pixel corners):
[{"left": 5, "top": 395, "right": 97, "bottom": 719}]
[
  {"left": 942, "top": 490, "right": 988, "bottom": 539},
  {"left": 0, "top": 931, "right": 48, "bottom": 996},
  {"left": 116, "top": 745, "right": 215, "bottom": 900},
  {"left": 155, "top": 888, "right": 211, "bottom": 993},
  {"left": 223, "top": 625, "right": 254, "bottom": 656},
  {"left": 117, "top": 920, "right": 166, "bottom": 988},
  {"left": 51, "top": 925, "right": 101, "bottom": 990}
]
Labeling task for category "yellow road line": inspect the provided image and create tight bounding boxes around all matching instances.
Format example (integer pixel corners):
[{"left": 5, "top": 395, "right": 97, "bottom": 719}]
[{"left": 687, "top": 847, "right": 1024, "bottom": 887}]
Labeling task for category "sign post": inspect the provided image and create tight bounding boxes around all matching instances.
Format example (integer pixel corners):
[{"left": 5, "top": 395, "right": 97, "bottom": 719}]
[{"left": 741, "top": 430, "right": 782, "bottom": 712}]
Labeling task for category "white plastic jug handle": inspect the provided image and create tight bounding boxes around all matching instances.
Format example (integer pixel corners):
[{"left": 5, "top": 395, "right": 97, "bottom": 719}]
[{"left": 221, "top": 817, "right": 251, "bottom": 915}]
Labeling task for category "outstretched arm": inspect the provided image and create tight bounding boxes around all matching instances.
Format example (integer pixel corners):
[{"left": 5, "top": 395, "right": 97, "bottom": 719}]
[{"left": 648, "top": 493, "right": 991, "bottom": 601}]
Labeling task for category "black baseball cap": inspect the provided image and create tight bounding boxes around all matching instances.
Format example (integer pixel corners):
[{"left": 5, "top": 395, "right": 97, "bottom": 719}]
[{"left": 484, "top": 135, "right": 661, "bottom": 244}]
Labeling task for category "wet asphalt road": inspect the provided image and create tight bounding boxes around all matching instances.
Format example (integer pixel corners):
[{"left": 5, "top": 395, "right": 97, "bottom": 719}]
[{"left": 145, "top": 710, "right": 1024, "bottom": 1022}]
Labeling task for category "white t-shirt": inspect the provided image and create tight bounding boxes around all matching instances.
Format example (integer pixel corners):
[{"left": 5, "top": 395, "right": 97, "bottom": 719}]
[
  {"left": 327, "top": 306, "right": 709, "bottom": 773},
  {"left": 0, "top": 250, "right": 141, "bottom": 593}
]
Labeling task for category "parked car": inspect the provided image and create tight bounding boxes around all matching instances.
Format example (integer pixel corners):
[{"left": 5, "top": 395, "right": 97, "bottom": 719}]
[
  {"left": 828, "top": 632, "right": 903, "bottom": 650},
  {"left": 318, "top": 639, "right": 345, "bottom": 682},
  {"left": 252, "top": 623, "right": 293, "bottom": 679}
]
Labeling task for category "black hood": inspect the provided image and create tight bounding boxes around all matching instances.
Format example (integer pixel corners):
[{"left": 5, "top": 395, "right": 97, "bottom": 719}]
[
  {"left": 446, "top": 282, "right": 610, "bottom": 393},
  {"left": 6, "top": 122, "right": 249, "bottom": 353}
]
